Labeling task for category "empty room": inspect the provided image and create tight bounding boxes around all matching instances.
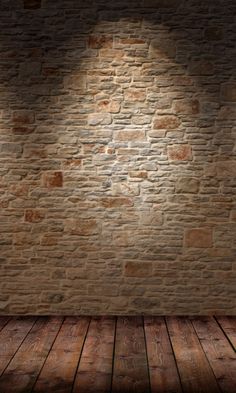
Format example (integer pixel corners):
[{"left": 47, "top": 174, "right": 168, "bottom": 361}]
[{"left": 0, "top": 0, "right": 235, "bottom": 392}]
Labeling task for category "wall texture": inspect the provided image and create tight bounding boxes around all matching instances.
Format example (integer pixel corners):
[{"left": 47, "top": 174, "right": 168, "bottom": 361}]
[{"left": 0, "top": 0, "right": 235, "bottom": 314}]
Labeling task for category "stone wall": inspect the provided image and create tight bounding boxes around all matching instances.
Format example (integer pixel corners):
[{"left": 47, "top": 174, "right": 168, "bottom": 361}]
[{"left": 0, "top": 0, "right": 235, "bottom": 314}]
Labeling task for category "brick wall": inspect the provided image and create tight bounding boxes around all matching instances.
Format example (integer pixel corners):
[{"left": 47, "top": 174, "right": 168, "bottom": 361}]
[{"left": 0, "top": 0, "right": 235, "bottom": 314}]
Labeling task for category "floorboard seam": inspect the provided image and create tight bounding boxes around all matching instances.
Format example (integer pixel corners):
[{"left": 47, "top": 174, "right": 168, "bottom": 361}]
[
  {"left": 190, "top": 316, "right": 223, "bottom": 393},
  {"left": 70, "top": 317, "right": 91, "bottom": 393},
  {"left": 30, "top": 316, "right": 65, "bottom": 392},
  {"left": 164, "top": 317, "right": 184, "bottom": 393},
  {"left": 214, "top": 316, "right": 236, "bottom": 353},
  {"left": 0, "top": 316, "right": 38, "bottom": 379},
  {"left": 143, "top": 316, "right": 152, "bottom": 393},
  {"left": 110, "top": 316, "right": 117, "bottom": 393}
]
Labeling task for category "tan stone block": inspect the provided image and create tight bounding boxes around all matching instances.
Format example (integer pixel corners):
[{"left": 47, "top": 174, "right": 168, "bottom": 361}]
[
  {"left": 153, "top": 115, "right": 181, "bottom": 129},
  {"left": 124, "top": 89, "right": 146, "bottom": 102},
  {"left": 168, "top": 144, "right": 192, "bottom": 161},
  {"left": 124, "top": 261, "right": 152, "bottom": 277},
  {"left": 65, "top": 218, "right": 98, "bottom": 236},
  {"left": 101, "top": 197, "right": 133, "bottom": 208},
  {"left": 114, "top": 130, "right": 146, "bottom": 141},
  {"left": 173, "top": 99, "right": 200, "bottom": 114},
  {"left": 129, "top": 171, "right": 148, "bottom": 179},
  {"left": 176, "top": 177, "right": 199, "bottom": 193},
  {"left": 64, "top": 73, "right": 86, "bottom": 90},
  {"left": 184, "top": 228, "right": 213, "bottom": 248},
  {"left": 88, "top": 113, "right": 112, "bottom": 126},
  {"left": 204, "top": 161, "right": 236, "bottom": 178}
]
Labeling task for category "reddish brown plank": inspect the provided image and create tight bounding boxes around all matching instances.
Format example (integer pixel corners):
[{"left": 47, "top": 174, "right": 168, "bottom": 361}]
[
  {"left": 216, "top": 316, "right": 236, "bottom": 350},
  {"left": 192, "top": 316, "right": 236, "bottom": 393},
  {"left": 166, "top": 317, "right": 220, "bottom": 393},
  {"left": 0, "top": 317, "right": 36, "bottom": 376},
  {"left": 73, "top": 317, "right": 115, "bottom": 393},
  {"left": 144, "top": 317, "right": 182, "bottom": 393},
  {"left": 32, "top": 317, "right": 90, "bottom": 393},
  {"left": 112, "top": 316, "right": 150, "bottom": 393},
  {"left": 0, "top": 316, "right": 63, "bottom": 393}
]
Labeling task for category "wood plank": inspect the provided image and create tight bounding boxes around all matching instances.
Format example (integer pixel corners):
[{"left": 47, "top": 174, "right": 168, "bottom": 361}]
[
  {"left": 191, "top": 316, "right": 236, "bottom": 393},
  {"left": 0, "top": 317, "right": 36, "bottom": 376},
  {"left": 73, "top": 317, "right": 115, "bottom": 393},
  {"left": 166, "top": 317, "right": 220, "bottom": 393},
  {"left": 0, "top": 316, "right": 63, "bottom": 393},
  {"left": 32, "top": 317, "right": 90, "bottom": 393},
  {"left": 0, "top": 317, "right": 11, "bottom": 332},
  {"left": 112, "top": 316, "right": 150, "bottom": 393},
  {"left": 144, "top": 317, "right": 182, "bottom": 393},
  {"left": 216, "top": 316, "right": 236, "bottom": 350}
]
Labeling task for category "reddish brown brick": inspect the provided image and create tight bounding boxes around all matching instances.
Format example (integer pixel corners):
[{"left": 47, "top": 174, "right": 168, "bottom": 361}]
[
  {"left": 168, "top": 144, "right": 192, "bottom": 161},
  {"left": 42, "top": 172, "right": 63, "bottom": 188},
  {"left": 184, "top": 228, "right": 213, "bottom": 248}
]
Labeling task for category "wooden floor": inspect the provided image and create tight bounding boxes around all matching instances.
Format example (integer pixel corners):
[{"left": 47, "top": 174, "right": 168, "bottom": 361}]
[{"left": 0, "top": 317, "right": 235, "bottom": 393}]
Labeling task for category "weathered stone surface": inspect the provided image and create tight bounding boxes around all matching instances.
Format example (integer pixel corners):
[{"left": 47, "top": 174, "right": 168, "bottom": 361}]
[
  {"left": 88, "top": 35, "right": 113, "bottom": 49},
  {"left": 184, "top": 228, "right": 213, "bottom": 248},
  {"left": 0, "top": 0, "right": 235, "bottom": 315},
  {"left": 168, "top": 144, "right": 192, "bottom": 161},
  {"left": 124, "top": 262, "right": 153, "bottom": 277},
  {"left": 24, "top": 209, "right": 45, "bottom": 223},
  {"left": 88, "top": 113, "right": 112, "bottom": 125},
  {"left": 153, "top": 115, "right": 181, "bottom": 129},
  {"left": 221, "top": 83, "right": 236, "bottom": 102},
  {"left": 173, "top": 99, "right": 200, "bottom": 114},
  {"left": 176, "top": 177, "right": 200, "bottom": 193},
  {"left": 114, "top": 130, "right": 146, "bottom": 141},
  {"left": 42, "top": 172, "right": 63, "bottom": 188},
  {"left": 124, "top": 89, "right": 146, "bottom": 102},
  {"left": 12, "top": 110, "right": 35, "bottom": 124},
  {"left": 101, "top": 197, "right": 133, "bottom": 208},
  {"left": 204, "top": 161, "right": 236, "bottom": 178},
  {"left": 65, "top": 218, "right": 98, "bottom": 235}
]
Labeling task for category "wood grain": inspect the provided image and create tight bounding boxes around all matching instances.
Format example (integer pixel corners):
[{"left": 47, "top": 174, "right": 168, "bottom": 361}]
[
  {"left": 144, "top": 317, "right": 182, "bottom": 393},
  {"left": 0, "top": 317, "right": 63, "bottom": 393},
  {"left": 33, "top": 317, "right": 90, "bottom": 393},
  {"left": 112, "top": 316, "right": 150, "bottom": 393},
  {"left": 0, "top": 317, "right": 36, "bottom": 376},
  {"left": 0, "top": 317, "right": 11, "bottom": 332},
  {"left": 73, "top": 317, "right": 115, "bottom": 393},
  {"left": 166, "top": 317, "right": 220, "bottom": 393},
  {"left": 192, "top": 316, "right": 236, "bottom": 393},
  {"left": 216, "top": 316, "right": 236, "bottom": 350}
]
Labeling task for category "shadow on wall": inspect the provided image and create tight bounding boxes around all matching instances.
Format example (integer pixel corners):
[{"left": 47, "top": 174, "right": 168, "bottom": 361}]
[{"left": 1, "top": 0, "right": 235, "bottom": 105}]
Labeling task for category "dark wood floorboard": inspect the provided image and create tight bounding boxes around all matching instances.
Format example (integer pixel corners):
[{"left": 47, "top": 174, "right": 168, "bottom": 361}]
[
  {"left": 33, "top": 317, "right": 90, "bottom": 393},
  {"left": 216, "top": 316, "right": 236, "bottom": 350},
  {"left": 73, "top": 317, "right": 115, "bottom": 393},
  {"left": 191, "top": 316, "right": 236, "bottom": 393},
  {"left": 112, "top": 316, "right": 150, "bottom": 393},
  {"left": 0, "top": 317, "right": 63, "bottom": 393},
  {"left": 0, "top": 316, "right": 235, "bottom": 393},
  {"left": 144, "top": 317, "right": 182, "bottom": 393},
  {"left": 166, "top": 317, "right": 220, "bottom": 393}
]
